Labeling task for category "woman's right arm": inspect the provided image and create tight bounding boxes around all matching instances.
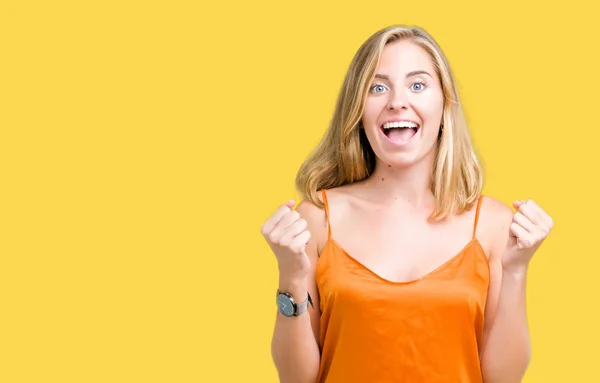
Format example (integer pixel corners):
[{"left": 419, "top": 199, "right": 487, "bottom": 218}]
[{"left": 261, "top": 199, "right": 325, "bottom": 383}]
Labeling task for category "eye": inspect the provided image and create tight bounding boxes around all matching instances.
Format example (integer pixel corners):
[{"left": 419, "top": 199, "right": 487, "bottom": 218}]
[
  {"left": 370, "top": 83, "right": 388, "bottom": 93},
  {"left": 410, "top": 81, "right": 426, "bottom": 91}
]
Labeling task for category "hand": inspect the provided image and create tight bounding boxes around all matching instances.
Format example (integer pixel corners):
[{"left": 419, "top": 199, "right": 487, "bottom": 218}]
[
  {"left": 260, "top": 200, "right": 312, "bottom": 283},
  {"left": 502, "top": 199, "right": 554, "bottom": 273}
]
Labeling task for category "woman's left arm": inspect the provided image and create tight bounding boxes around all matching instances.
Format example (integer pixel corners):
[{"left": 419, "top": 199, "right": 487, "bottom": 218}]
[{"left": 480, "top": 199, "right": 554, "bottom": 383}]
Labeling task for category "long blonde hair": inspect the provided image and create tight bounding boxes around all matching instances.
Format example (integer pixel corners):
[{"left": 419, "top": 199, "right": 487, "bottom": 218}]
[{"left": 295, "top": 25, "right": 483, "bottom": 221}]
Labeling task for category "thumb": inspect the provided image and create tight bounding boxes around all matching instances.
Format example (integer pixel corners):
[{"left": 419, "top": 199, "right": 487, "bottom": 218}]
[
  {"left": 508, "top": 224, "right": 525, "bottom": 250},
  {"left": 512, "top": 200, "right": 526, "bottom": 210},
  {"left": 286, "top": 200, "right": 296, "bottom": 210}
]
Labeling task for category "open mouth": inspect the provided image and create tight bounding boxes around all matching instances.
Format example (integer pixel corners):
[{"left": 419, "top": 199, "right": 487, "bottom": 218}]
[{"left": 381, "top": 121, "right": 420, "bottom": 143}]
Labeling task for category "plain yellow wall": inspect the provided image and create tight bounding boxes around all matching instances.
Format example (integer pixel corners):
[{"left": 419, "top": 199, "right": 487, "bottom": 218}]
[{"left": 1, "top": 0, "right": 598, "bottom": 382}]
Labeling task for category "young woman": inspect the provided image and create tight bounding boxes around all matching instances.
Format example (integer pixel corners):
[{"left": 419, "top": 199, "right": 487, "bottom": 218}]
[{"left": 261, "top": 25, "right": 554, "bottom": 383}]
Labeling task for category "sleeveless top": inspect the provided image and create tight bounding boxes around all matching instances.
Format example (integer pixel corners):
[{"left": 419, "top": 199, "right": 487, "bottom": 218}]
[{"left": 315, "top": 189, "right": 490, "bottom": 383}]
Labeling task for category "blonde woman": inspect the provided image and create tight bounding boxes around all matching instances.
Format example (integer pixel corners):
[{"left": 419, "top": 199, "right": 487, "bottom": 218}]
[{"left": 261, "top": 25, "right": 553, "bottom": 383}]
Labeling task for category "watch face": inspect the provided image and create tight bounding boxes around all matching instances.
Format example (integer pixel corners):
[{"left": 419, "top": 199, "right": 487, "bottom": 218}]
[{"left": 277, "top": 294, "right": 295, "bottom": 317}]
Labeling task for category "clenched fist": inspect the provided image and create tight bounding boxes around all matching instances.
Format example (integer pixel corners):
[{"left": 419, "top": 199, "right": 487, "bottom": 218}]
[
  {"left": 502, "top": 199, "right": 554, "bottom": 273},
  {"left": 261, "top": 200, "right": 312, "bottom": 283}
]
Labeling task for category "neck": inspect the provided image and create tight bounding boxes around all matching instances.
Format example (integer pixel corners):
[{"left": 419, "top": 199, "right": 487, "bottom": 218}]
[{"left": 364, "top": 156, "right": 436, "bottom": 208}]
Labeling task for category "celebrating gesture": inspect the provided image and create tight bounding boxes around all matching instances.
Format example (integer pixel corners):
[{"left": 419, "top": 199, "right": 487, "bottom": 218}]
[{"left": 503, "top": 199, "right": 554, "bottom": 272}]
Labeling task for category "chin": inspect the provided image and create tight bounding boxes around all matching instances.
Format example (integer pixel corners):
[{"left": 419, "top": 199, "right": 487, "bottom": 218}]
[
  {"left": 374, "top": 147, "right": 437, "bottom": 170},
  {"left": 378, "top": 155, "right": 419, "bottom": 169}
]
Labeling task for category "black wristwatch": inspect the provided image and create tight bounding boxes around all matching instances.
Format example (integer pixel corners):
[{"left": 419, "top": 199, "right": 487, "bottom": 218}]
[{"left": 276, "top": 290, "right": 314, "bottom": 317}]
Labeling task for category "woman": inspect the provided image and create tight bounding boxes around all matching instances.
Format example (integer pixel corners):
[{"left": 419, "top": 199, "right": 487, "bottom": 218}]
[{"left": 260, "top": 25, "right": 553, "bottom": 383}]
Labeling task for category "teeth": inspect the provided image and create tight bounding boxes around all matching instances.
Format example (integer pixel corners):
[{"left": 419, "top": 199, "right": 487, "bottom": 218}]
[{"left": 383, "top": 121, "right": 419, "bottom": 129}]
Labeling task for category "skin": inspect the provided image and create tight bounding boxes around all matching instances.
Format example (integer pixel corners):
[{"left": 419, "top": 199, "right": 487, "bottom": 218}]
[{"left": 263, "top": 39, "right": 554, "bottom": 383}]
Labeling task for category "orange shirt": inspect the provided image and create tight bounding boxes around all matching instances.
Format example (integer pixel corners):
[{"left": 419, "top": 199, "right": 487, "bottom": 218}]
[{"left": 316, "top": 189, "right": 489, "bottom": 382}]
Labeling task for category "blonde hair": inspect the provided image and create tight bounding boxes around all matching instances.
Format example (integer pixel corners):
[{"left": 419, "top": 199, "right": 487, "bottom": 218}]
[{"left": 295, "top": 24, "right": 483, "bottom": 221}]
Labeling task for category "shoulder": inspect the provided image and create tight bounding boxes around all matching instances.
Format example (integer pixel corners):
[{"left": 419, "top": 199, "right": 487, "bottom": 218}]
[
  {"left": 296, "top": 195, "right": 326, "bottom": 225},
  {"left": 295, "top": 192, "right": 330, "bottom": 253},
  {"left": 478, "top": 195, "right": 514, "bottom": 222},
  {"left": 475, "top": 195, "right": 515, "bottom": 257},
  {"left": 300, "top": 184, "right": 358, "bottom": 215},
  {"left": 295, "top": 185, "right": 357, "bottom": 250}
]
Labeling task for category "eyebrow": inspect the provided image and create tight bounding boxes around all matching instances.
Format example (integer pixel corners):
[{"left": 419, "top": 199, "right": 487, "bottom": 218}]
[{"left": 374, "top": 70, "right": 432, "bottom": 80}]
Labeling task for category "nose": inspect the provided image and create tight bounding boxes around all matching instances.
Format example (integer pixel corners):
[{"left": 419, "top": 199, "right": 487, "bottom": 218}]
[{"left": 387, "top": 89, "right": 409, "bottom": 110}]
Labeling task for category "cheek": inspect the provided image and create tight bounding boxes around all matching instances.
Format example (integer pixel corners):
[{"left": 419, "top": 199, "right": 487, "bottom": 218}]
[
  {"left": 413, "top": 93, "right": 444, "bottom": 121},
  {"left": 361, "top": 105, "right": 376, "bottom": 126},
  {"left": 362, "top": 98, "right": 385, "bottom": 125}
]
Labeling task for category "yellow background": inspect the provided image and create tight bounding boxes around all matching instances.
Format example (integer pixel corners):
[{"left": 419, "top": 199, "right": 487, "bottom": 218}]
[{"left": 1, "top": 0, "right": 597, "bottom": 382}]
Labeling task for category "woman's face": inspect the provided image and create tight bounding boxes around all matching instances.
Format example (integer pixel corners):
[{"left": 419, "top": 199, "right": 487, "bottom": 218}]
[{"left": 362, "top": 39, "right": 444, "bottom": 169}]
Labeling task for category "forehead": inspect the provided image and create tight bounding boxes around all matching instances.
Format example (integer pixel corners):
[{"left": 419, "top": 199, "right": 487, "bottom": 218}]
[{"left": 376, "top": 40, "right": 435, "bottom": 76}]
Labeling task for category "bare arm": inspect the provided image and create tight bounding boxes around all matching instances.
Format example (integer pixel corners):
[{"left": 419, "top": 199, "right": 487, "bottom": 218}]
[
  {"left": 480, "top": 241, "right": 531, "bottom": 382},
  {"left": 480, "top": 199, "right": 553, "bottom": 383},
  {"left": 271, "top": 259, "right": 321, "bottom": 383},
  {"left": 264, "top": 200, "right": 325, "bottom": 383}
]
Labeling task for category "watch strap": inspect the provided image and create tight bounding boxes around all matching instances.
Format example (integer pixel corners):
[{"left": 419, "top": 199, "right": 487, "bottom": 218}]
[{"left": 295, "top": 291, "right": 314, "bottom": 316}]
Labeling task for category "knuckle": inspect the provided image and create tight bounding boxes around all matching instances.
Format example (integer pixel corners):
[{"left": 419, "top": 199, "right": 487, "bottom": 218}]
[
  {"left": 280, "top": 238, "right": 291, "bottom": 247},
  {"left": 268, "top": 234, "right": 279, "bottom": 244},
  {"left": 260, "top": 225, "right": 269, "bottom": 236}
]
